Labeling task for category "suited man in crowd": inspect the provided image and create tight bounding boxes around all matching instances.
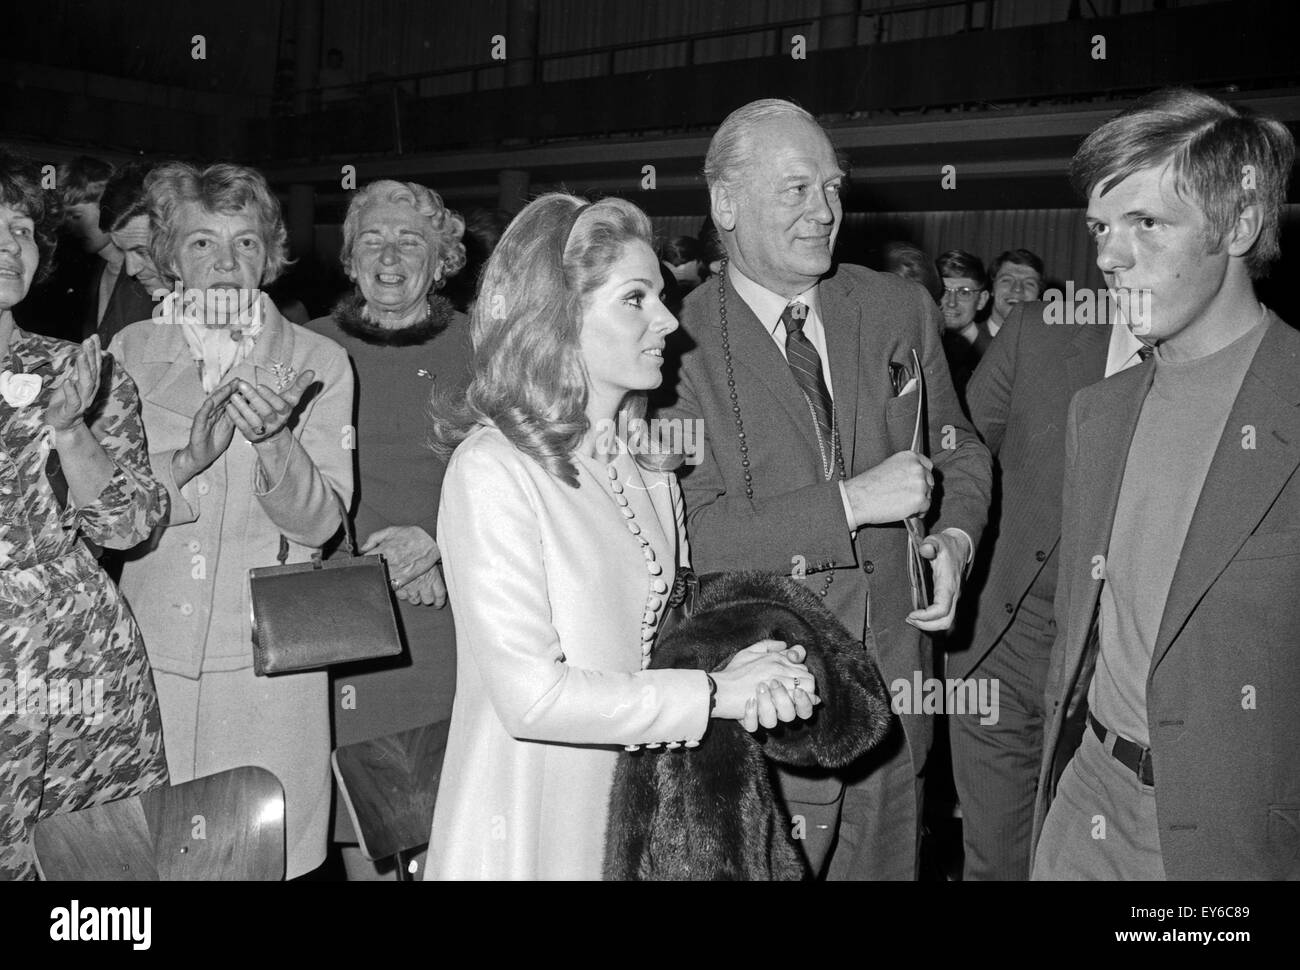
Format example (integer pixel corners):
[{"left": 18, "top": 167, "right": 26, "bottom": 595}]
[
  {"left": 935, "top": 249, "right": 994, "bottom": 411},
  {"left": 1032, "top": 88, "right": 1299, "bottom": 879},
  {"left": 64, "top": 155, "right": 155, "bottom": 342},
  {"left": 662, "top": 99, "right": 991, "bottom": 879},
  {"left": 948, "top": 274, "right": 1148, "bottom": 880},
  {"left": 94, "top": 161, "right": 166, "bottom": 345}
]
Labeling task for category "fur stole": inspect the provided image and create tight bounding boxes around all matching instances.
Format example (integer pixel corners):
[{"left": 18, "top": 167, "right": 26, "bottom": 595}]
[
  {"left": 333, "top": 290, "right": 456, "bottom": 346},
  {"left": 603, "top": 571, "right": 893, "bottom": 881}
]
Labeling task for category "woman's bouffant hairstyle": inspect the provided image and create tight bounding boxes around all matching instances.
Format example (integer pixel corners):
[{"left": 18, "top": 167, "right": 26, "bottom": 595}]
[
  {"left": 431, "top": 192, "right": 658, "bottom": 487},
  {"left": 1071, "top": 87, "right": 1296, "bottom": 279},
  {"left": 340, "top": 179, "right": 466, "bottom": 291},
  {"left": 145, "top": 161, "right": 290, "bottom": 287},
  {"left": 0, "top": 147, "right": 61, "bottom": 285}
]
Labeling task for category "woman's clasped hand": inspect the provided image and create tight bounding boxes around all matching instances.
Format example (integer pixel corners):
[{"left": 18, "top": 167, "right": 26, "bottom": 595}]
[{"left": 712, "top": 640, "right": 820, "bottom": 732}]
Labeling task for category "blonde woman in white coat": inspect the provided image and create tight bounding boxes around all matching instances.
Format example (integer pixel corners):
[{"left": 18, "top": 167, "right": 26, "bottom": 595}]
[{"left": 428, "top": 194, "right": 818, "bottom": 880}]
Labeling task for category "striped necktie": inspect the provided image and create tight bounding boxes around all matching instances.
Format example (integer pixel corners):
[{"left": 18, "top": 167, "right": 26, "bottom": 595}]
[
  {"left": 1137, "top": 344, "right": 1154, "bottom": 362},
  {"left": 780, "top": 301, "right": 834, "bottom": 443}
]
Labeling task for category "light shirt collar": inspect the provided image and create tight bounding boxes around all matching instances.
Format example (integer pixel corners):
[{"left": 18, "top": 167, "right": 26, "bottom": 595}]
[
  {"left": 1105, "top": 319, "right": 1147, "bottom": 378},
  {"left": 727, "top": 262, "right": 822, "bottom": 337}
]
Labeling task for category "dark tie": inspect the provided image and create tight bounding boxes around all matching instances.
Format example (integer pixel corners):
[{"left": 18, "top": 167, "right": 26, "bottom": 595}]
[
  {"left": 1137, "top": 344, "right": 1154, "bottom": 362},
  {"left": 780, "top": 302, "right": 834, "bottom": 443}
]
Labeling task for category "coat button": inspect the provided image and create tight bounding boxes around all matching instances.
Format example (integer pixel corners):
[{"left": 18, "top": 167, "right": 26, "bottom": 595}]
[
  {"left": 180, "top": 603, "right": 194, "bottom": 616},
  {"left": 1004, "top": 602, "right": 1014, "bottom": 614},
  {"left": 197, "top": 482, "right": 210, "bottom": 496},
  {"left": 188, "top": 540, "right": 201, "bottom": 553},
  {"left": 1035, "top": 550, "right": 1047, "bottom": 562},
  {"left": 863, "top": 561, "right": 875, "bottom": 574}
]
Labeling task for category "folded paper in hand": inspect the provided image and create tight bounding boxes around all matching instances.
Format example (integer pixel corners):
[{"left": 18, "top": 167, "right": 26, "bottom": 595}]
[{"left": 902, "top": 349, "right": 931, "bottom": 612}]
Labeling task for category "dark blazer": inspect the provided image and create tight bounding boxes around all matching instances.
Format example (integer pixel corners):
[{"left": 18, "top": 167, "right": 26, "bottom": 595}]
[
  {"left": 948, "top": 302, "right": 1109, "bottom": 680},
  {"left": 13, "top": 253, "right": 155, "bottom": 345},
  {"left": 1032, "top": 312, "right": 1300, "bottom": 880},
  {"left": 661, "top": 264, "right": 992, "bottom": 775},
  {"left": 941, "top": 319, "right": 994, "bottom": 408},
  {"left": 86, "top": 264, "right": 158, "bottom": 347}
]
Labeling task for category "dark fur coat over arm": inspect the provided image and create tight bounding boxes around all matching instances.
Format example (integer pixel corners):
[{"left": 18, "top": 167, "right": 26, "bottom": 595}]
[{"left": 603, "top": 571, "right": 893, "bottom": 880}]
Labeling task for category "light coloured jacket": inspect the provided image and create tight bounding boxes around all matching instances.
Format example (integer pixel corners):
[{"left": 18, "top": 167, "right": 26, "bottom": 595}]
[
  {"left": 427, "top": 426, "right": 709, "bottom": 880},
  {"left": 110, "top": 304, "right": 354, "bottom": 678}
]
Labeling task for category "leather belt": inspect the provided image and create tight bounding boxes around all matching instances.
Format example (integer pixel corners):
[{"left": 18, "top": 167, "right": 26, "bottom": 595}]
[{"left": 1088, "top": 711, "right": 1155, "bottom": 787}]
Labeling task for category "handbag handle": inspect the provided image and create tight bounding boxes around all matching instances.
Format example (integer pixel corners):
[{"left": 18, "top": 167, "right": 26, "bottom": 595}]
[{"left": 276, "top": 490, "right": 354, "bottom": 566}]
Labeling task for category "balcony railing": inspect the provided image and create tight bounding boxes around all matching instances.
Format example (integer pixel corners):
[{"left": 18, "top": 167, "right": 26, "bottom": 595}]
[{"left": 251, "top": 0, "right": 1293, "bottom": 163}]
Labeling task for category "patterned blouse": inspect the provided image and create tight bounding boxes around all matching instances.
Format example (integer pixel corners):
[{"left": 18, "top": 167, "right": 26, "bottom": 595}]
[{"left": 0, "top": 327, "right": 166, "bottom": 597}]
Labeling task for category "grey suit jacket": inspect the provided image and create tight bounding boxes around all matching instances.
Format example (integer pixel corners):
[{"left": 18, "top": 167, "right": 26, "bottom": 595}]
[
  {"left": 660, "top": 263, "right": 992, "bottom": 773},
  {"left": 949, "top": 301, "right": 1109, "bottom": 680},
  {"left": 1032, "top": 312, "right": 1300, "bottom": 879}
]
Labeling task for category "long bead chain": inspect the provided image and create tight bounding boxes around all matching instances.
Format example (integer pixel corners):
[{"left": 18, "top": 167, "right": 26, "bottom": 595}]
[{"left": 716, "top": 260, "right": 844, "bottom": 599}]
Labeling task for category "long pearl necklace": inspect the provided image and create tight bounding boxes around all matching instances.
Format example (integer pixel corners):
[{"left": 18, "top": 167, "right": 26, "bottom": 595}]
[{"left": 716, "top": 260, "right": 844, "bottom": 599}]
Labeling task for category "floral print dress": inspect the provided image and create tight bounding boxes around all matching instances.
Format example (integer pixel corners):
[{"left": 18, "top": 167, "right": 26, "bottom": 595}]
[{"left": 0, "top": 326, "right": 169, "bottom": 880}]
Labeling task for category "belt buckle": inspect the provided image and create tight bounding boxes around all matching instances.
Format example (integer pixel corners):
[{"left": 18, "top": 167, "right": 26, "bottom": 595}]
[{"left": 1136, "top": 745, "right": 1155, "bottom": 787}]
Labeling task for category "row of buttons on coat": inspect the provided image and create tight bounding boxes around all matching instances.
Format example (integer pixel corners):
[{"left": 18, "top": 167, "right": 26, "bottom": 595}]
[{"left": 176, "top": 474, "right": 212, "bottom": 617}]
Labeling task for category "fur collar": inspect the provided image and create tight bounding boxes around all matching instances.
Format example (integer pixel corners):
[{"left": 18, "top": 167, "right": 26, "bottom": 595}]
[{"left": 333, "top": 290, "right": 456, "bottom": 346}]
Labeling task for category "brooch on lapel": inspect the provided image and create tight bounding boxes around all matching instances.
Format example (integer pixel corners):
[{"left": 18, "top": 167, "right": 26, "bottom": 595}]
[
  {"left": 0, "top": 370, "right": 42, "bottom": 408},
  {"left": 268, "top": 359, "right": 298, "bottom": 392}
]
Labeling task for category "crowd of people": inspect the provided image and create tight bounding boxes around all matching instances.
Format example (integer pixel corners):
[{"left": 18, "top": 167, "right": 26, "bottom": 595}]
[{"left": 0, "top": 83, "right": 1295, "bottom": 881}]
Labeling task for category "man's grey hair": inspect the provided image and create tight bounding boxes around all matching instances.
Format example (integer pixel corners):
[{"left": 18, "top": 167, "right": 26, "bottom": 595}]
[{"left": 704, "top": 99, "right": 821, "bottom": 192}]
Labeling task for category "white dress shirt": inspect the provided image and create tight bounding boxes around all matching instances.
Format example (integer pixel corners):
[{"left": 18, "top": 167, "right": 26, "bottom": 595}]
[{"left": 729, "top": 263, "right": 835, "bottom": 395}]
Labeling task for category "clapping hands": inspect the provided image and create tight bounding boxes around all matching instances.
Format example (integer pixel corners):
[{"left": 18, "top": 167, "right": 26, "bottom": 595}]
[{"left": 45, "top": 337, "right": 104, "bottom": 432}]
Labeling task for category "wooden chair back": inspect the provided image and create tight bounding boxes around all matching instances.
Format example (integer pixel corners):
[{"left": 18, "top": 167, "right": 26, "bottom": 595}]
[
  {"left": 332, "top": 720, "right": 450, "bottom": 878},
  {"left": 34, "top": 765, "right": 285, "bottom": 881}
]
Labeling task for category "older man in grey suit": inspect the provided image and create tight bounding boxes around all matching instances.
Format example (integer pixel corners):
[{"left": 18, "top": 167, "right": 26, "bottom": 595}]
[
  {"left": 1032, "top": 88, "right": 1299, "bottom": 880},
  {"left": 660, "top": 99, "right": 991, "bottom": 879}
]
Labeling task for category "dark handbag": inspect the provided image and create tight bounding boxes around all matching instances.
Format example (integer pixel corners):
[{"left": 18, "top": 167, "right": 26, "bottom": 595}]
[{"left": 249, "top": 492, "right": 403, "bottom": 676}]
